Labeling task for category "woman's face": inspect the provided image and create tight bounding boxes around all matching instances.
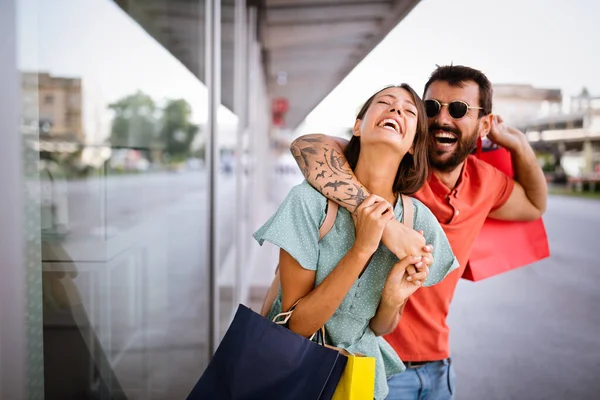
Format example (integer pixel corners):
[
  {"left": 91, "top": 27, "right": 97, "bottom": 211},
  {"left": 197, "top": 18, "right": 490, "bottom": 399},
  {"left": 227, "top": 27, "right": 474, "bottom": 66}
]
[{"left": 353, "top": 87, "right": 419, "bottom": 155}]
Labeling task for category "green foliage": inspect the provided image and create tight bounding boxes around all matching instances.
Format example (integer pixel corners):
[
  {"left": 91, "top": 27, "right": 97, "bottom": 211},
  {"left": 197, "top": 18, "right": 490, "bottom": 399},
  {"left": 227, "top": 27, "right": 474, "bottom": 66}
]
[
  {"left": 108, "top": 92, "right": 202, "bottom": 161},
  {"left": 108, "top": 91, "right": 158, "bottom": 148},
  {"left": 160, "top": 99, "right": 200, "bottom": 158}
]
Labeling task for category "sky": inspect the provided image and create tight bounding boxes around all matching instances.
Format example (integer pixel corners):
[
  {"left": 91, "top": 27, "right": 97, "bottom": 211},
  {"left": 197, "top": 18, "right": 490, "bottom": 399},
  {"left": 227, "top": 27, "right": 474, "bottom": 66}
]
[{"left": 299, "top": 0, "right": 600, "bottom": 135}]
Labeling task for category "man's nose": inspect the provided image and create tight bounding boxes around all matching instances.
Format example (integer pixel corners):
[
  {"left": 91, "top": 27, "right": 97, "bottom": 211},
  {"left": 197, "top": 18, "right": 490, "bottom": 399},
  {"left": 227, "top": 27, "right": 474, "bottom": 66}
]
[{"left": 435, "top": 105, "right": 453, "bottom": 125}]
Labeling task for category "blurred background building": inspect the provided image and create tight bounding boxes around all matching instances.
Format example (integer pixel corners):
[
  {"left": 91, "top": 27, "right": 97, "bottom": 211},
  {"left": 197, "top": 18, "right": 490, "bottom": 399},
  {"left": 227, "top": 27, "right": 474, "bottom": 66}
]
[
  {"left": 491, "top": 83, "right": 600, "bottom": 181},
  {"left": 492, "top": 83, "right": 562, "bottom": 128},
  {"left": 23, "top": 72, "right": 84, "bottom": 142}
]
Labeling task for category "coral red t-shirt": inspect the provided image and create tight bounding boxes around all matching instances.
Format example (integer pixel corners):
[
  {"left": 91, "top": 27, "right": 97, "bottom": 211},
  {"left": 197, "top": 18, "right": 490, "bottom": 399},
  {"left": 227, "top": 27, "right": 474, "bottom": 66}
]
[{"left": 384, "top": 155, "right": 514, "bottom": 361}]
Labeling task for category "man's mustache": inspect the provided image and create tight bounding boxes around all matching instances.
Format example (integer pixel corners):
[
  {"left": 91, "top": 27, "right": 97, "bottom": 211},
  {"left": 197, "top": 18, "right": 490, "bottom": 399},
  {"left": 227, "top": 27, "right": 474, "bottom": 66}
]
[{"left": 429, "top": 123, "right": 461, "bottom": 137}]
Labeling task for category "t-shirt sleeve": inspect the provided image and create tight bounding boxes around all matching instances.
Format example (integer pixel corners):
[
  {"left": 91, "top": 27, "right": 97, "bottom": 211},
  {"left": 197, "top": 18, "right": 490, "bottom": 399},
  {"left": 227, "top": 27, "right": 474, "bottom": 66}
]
[
  {"left": 484, "top": 161, "right": 516, "bottom": 212},
  {"left": 411, "top": 198, "right": 459, "bottom": 287},
  {"left": 253, "top": 181, "right": 327, "bottom": 271}
]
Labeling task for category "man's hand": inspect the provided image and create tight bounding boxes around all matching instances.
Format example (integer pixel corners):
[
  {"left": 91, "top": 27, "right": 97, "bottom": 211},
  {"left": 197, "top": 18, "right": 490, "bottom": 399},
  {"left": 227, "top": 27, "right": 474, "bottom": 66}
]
[
  {"left": 405, "top": 238, "right": 433, "bottom": 280},
  {"left": 486, "top": 115, "right": 524, "bottom": 152},
  {"left": 380, "top": 255, "right": 429, "bottom": 308},
  {"left": 486, "top": 114, "right": 548, "bottom": 221}
]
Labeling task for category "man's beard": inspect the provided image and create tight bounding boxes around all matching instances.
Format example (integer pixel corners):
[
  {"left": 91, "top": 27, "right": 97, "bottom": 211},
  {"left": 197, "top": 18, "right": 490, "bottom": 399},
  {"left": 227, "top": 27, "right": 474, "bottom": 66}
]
[{"left": 428, "top": 123, "right": 479, "bottom": 172}]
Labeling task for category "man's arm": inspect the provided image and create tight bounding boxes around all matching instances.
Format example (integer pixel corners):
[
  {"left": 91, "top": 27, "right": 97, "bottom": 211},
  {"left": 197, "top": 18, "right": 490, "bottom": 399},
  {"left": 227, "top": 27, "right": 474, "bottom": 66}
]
[
  {"left": 487, "top": 116, "right": 548, "bottom": 221},
  {"left": 290, "top": 134, "right": 429, "bottom": 260},
  {"left": 290, "top": 134, "right": 367, "bottom": 214}
]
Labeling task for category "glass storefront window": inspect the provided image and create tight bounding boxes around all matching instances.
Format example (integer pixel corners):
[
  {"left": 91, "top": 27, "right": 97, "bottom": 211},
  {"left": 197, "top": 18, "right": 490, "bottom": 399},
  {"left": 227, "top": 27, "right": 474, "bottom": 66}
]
[
  {"left": 17, "top": 0, "right": 212, "bottom": 398},
  {"left": 4, "top": 0, "right": 268, "bottom": 397}
]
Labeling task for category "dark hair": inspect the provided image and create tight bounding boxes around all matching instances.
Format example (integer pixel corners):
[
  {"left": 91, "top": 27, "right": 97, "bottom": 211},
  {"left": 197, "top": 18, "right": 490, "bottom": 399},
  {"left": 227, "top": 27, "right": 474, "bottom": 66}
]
[
  {"left": 423, "top": 65, "right": 493, "bottom": 116},
  {"left": 343, "top": 84, "right": 429, "bottom": 195}
]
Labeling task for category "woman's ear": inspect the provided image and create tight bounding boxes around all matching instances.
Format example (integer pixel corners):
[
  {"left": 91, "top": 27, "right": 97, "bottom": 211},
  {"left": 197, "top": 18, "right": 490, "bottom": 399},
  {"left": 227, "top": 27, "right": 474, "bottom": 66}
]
[
  {"left": 408, "top": 146, "right": 414, "bottom": 155},
  {"left": 353, "top": 119, "right": 362, "bottom": 137}
]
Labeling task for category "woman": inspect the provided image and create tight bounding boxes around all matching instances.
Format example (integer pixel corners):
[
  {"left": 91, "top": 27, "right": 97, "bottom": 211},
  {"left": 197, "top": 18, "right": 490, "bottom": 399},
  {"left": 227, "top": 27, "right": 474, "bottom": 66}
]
[{"left": 254, "top": 84, "right": 459, "bottom": 399}]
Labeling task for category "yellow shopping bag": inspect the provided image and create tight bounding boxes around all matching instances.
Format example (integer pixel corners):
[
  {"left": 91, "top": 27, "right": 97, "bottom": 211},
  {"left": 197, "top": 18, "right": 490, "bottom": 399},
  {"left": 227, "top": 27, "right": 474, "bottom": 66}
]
[{"left": 332, "top": 353, "right": 376, "bottom": 400}]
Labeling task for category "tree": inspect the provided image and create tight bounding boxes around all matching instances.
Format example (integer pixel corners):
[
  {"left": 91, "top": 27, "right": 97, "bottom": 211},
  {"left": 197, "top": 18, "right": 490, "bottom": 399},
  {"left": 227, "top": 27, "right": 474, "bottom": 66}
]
[
  {"left": 159, "top": 99, "right": 199, "bottom": 160},
  {"left": 108, "top": 91, "right": 157, "bottom": 149}
]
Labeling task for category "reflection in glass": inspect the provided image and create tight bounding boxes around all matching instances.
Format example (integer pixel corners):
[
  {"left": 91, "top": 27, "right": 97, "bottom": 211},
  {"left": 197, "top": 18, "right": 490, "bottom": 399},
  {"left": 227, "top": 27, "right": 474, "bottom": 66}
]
[{"left": 18, "top": 0, "right": 213, "bottom": 398}]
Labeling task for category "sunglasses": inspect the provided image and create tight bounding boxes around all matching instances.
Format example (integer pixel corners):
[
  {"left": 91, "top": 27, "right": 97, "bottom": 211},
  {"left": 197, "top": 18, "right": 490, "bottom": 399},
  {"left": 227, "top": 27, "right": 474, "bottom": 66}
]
[{"left": 425, "top": 99, "right": 483, "bottom": 119}]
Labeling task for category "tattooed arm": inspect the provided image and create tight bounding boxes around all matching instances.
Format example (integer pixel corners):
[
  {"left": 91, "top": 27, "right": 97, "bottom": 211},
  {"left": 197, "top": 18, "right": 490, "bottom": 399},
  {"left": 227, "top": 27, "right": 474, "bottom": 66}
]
[
  {"left": 290, "top": 134, "right": 367, "bottom": 213},
  {"left": 290, "top": 134, "right": 430, "bottom": 260}
]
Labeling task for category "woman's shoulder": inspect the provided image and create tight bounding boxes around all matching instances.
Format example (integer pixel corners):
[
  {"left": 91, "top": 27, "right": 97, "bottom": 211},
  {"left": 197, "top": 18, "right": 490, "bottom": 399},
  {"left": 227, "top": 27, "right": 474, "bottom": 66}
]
[
  {"left": 404, "top": 196, "right": 444, "bottom": 232},
  {"left": 285, "top": 180, "right": 328, "bottom": 211},
  {"left": 407, "top": 195, "right": 426, "bottom": 209},
  {"left": 409, "top": 196, "right": 436, "bottom": 220},
  {"left": 289, "top": 180, "right": 326, "bottom": 198},
  {"left": 253, "top": 181, "right": 329, "bottom": 267}
]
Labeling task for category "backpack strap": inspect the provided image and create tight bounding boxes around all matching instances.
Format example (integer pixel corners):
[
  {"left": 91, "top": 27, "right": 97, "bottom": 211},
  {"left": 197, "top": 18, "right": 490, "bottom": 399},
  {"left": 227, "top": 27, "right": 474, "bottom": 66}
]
[
  {"left": 318, "top": 199, "right": 338, "bottom": 241},
  {"left": 400, "top": 194, "right": 414, "bottom": 229}
]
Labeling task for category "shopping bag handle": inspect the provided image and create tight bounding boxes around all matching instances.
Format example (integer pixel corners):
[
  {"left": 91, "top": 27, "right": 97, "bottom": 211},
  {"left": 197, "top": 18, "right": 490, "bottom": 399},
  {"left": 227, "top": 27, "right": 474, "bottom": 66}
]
[
  {"left": 272, "top": 300, "right": 327, "bottom": 345},
  {"left": 309, "top": 326, "right": 327, "bottom": 345},
  {"left": 273, "top": 304, "right": 354, "bottom": 356}
]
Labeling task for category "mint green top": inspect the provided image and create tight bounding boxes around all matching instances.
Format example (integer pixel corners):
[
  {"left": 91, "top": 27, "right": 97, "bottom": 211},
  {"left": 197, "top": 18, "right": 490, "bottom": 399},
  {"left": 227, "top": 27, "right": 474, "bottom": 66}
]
[{"left": 254, "top": 181, "right": 459, "bottom": 400}]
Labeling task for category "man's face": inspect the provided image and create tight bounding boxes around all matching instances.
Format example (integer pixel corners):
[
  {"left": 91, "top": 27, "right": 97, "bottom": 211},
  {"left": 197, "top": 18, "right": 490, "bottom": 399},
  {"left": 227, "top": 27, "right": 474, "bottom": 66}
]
[{"left": 424, "top": 80, "right": 483, "bottom": 172}]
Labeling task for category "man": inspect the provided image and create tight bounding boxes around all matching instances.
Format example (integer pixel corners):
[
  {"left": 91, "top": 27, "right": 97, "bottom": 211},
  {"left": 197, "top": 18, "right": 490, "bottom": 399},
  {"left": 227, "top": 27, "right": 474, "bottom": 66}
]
[{"left": 289, "top": 65, "right": 547, "bottom": 399}]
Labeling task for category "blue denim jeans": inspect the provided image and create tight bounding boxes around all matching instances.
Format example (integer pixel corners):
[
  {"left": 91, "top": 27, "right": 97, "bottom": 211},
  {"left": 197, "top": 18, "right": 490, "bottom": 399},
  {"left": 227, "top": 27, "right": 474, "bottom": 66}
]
[{"left": 385, "top": 358, "right": 456, "bottom": 400}]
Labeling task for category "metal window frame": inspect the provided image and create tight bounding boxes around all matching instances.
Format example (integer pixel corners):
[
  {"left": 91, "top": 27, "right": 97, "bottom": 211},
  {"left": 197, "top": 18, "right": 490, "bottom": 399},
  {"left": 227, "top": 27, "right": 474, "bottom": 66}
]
[
  {"left": 0, "top": 0, "right": 26, "bottom": 398},
  {"left": 233, "top": 0, "right": 247, "bottom": 315},
  {"left": 206, "top": 0, "right": 221, "bottom": 356}
]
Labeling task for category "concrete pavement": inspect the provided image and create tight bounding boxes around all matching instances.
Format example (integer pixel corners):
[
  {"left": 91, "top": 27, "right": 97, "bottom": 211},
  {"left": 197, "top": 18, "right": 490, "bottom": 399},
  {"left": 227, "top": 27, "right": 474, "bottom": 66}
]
[{"left": 449, "top": 195, "right": 600, "bottom": 400}]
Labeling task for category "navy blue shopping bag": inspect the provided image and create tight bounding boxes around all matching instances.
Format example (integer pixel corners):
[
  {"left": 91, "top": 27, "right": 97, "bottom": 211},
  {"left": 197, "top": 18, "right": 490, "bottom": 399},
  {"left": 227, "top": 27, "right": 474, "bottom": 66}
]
[{"left": 187, "top": 304, "right": 347, "bottom": 400}]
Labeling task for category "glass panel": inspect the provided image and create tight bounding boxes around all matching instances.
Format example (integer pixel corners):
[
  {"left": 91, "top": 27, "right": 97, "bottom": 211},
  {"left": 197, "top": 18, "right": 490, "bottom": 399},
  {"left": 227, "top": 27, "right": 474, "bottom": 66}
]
[{"left": 18, "top": 0, "right": 209, "bottom": 398}]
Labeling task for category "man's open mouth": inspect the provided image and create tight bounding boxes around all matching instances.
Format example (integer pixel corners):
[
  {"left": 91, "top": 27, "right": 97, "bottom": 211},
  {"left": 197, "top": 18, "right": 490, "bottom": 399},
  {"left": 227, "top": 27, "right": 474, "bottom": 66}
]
[{"left": 434, "top": 131, "right": 458, "bottom": 145}]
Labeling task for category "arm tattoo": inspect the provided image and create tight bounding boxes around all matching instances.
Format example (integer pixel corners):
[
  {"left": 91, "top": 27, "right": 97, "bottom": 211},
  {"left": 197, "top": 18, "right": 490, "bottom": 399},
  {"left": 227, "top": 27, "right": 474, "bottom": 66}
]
[
  {"left": 315, "top": 170, "right": 327, "bottom": 180},
  {"left": 290, "top": 135, "right": 371, "bottom": 213},
  {"left": 323, "top": 181, "right": 349, "bottom": 191},
  {"left": 343, "top": 184, "right": 367, "bottom": 205},
  {"left": 290, "top": 138, "right": 331, "bottom": 179},
  {"left": 323, "top": 147, "right": 352, "bottom": 177}
]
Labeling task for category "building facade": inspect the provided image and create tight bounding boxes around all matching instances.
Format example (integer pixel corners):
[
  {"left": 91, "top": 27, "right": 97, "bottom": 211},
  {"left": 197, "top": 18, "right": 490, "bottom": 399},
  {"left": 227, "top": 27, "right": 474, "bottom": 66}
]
[{"left": 492, "top": 83, "right": 562, "bottom": 128}]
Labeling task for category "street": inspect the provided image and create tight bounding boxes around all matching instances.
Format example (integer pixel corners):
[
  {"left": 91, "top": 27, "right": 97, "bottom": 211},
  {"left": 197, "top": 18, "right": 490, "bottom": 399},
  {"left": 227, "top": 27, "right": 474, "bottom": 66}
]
[{"left": 449, "top": 195, "right": 600, "bottom": 400}]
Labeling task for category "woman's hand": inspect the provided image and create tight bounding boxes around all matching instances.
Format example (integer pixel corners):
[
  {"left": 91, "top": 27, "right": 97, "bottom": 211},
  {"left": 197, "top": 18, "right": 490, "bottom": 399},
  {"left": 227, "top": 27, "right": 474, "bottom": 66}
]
[
  {"left": 369, "top": 254, "right": 430, "bottom": 336},
  {"left": 380, "top": 255, "right": 429, "bottom": 308},
  {"left": 352, "top": 194, "right": 394, "bottom": 257},
  {"left": 381, "top": 220, "right": 429, "bottom": 260}
]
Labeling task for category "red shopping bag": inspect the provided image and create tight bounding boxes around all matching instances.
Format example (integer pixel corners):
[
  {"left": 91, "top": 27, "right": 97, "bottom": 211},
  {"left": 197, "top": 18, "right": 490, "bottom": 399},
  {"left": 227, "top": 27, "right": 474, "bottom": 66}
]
[{"left": 462, "top": 141, "right": 550, "bottom": 281}]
